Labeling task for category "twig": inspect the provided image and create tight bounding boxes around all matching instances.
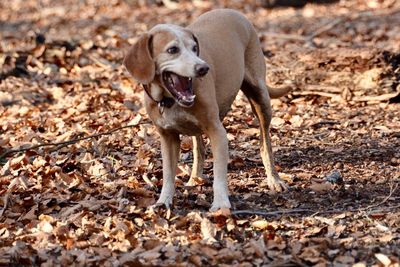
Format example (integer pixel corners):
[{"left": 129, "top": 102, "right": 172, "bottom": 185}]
[
  {"left": 86, "top": 54, "right": 115, "bottom": 69},
  {"left": 352, "top": 92, "right": 399, "bottom": 102},
  {"left": 232, "top": 201, "right": 400, "bottom": 217},
  {"left": 308, "top": 18, "right": 342, "bottom": 40},
  {"left": 306, "top": 18, "right": 343, "bottom": 47},
  {"left": 304, "top": 84, "right": 343, "bottom": 93},
  {"left": 362, "top": 204, "right": 400, "bottom": 214},
  {"left": 350, "top": 8, "right": 400, "bottom": 20},
  {"left": 232, "top": 208, "right": 313, "bottom": 216},
  {"left": 292, "top": 90, "right": 343, "bottom": 100},
  {"left": 313, "top": 204, "right": 400, "bottom": 216},
  {"left": 264, "top": 8, "right": 400, "bottom": 46},
  {"left": 0, "top": 124, "right": 136, "bottom": 160},
  {"left": 263, "top": 18, "right": 342, "bottom": 46},
  {"left": 262, "top": 32, "right": 307, "bottom": 41},
  {"left": 362, "top": 182, "right": 399, "bottom": 211},
  {"left": 291, "top": 88, "right": 398, "bottom": 103}
]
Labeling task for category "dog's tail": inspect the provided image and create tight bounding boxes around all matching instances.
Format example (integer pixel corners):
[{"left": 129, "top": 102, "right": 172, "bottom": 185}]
[{"left": 267, "top": 83, "right": 294, "bottom": 99}]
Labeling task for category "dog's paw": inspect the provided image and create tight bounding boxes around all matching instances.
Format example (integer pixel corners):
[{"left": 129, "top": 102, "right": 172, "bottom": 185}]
[
  {"left": 263, "top": 177, "right": 288, "bottom": 192},
  {"left": 155, "top": 184, "right": 175, "bottom": 207},
  {"left": 155, "top": 194, "right": 174, "bottom": 209},
  {"left": 210, "top": 197, "right": 231, "bottom": 212},
  {"left": 153, "top": 201, "right": 172, "bottom": 209}
]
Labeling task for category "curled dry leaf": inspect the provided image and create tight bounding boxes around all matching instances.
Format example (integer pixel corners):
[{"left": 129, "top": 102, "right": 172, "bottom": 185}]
[
  {"left": 375, "top": 253, "right": 396, "bottom": 267},
  {"left": 252, "top": 219, "right": 270, "bottom": 230},
  {"left": 310, "top": 181, "right": 333, "bottom": 193},
  {"left": 270, "top": 117, "right": 286, "bottom": 128},
  {"left": 201, "top": 217, "right": 217, "bottom": 244}
]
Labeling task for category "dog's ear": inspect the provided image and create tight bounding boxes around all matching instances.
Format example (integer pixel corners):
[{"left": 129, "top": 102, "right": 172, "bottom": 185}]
[
  {"left": 123, "top": 33, "right": 155, "bottom": 84},
  {"left": 192, "top": 34, "right": 200, "bottom": 56}
]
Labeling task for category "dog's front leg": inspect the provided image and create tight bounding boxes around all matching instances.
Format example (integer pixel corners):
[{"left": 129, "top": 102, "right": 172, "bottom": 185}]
[
  {"left": 206, "top": 123, "right": 231, "bottom": 211},
  {"left": 155, "top": 130, "right": 180, "bottom": 208}
]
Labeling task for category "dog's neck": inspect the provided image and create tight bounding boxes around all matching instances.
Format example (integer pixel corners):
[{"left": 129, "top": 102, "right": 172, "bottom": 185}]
[{"left": 142, "top": 83, "right": 175, "bottom": 111}]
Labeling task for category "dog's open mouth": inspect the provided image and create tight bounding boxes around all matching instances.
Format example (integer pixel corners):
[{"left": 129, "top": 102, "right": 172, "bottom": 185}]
[{"left": 161, "top": 71, "right": 195, "bottom": 107}]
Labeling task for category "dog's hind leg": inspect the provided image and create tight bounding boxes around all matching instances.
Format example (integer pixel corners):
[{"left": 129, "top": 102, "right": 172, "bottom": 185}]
[
  {"left": 241, "top": 80, "right": 287, "bottom": 192},
  {"left": 187, "top": 135, "right": 205, "bottom": 186},
  {"left": 241, "top": 32, "right": 287, "bottom": 192}
]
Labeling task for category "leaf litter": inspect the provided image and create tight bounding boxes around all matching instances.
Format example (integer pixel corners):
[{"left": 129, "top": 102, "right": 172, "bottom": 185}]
[{"left": 0, "top": 0, "right": 399, "bottom": 266}]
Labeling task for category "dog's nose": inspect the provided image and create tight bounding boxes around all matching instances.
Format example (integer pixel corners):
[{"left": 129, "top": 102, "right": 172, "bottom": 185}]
[{"left": 195, "top": 64, "right": 209, "bottom": 77}]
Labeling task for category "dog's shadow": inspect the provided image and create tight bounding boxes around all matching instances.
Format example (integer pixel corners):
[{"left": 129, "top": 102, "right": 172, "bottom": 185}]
[{"left": 225, "top": 136, "right": 399, "bottom": 214}]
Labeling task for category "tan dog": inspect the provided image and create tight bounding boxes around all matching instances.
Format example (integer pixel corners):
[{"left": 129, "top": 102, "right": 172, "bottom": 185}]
[{"left": 124, "top": 9, "right": 291, "bottom": 211}]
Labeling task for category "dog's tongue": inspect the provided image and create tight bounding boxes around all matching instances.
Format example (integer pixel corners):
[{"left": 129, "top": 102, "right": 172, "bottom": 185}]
[{"left": 171, "top": 73, "right": 190, "bottom": 93}]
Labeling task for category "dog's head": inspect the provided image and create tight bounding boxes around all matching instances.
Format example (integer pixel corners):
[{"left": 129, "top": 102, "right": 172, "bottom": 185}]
[{"left": 124, "top": 24, "right": 209, "bottom": 107}]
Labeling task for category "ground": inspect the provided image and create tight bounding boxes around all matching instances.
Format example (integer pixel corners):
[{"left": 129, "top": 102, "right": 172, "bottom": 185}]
[{"left": 0, "top": 0, "right": 399, "bottom": 266}]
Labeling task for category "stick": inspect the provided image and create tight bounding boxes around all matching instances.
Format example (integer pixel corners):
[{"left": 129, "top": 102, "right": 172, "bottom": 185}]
[
  {"left": 232, "top": 208, "right": 313, "bottom": 216},
  {"left": 262, "top": 32, "right": 307, "bottom": 41},
  {"left": 0, "top": 124, "right": 136, "bottom": 159},
  {"left": 292, "top": 90, "right": 342, "bottom": 99},
  {"left": 352, "top": 92, "right": 399, "bottom": 102},
  {"left": 308, "top": 18, "right": 342, "bottom": 40},
  {"left": 232, "top": 202, "right": 400, "bottom": 217},
  {"left": 262, "top": 18, "right": 342, "bottom": 46},
  {"left": 304, "top": 84, "right": 343, "bottom": 93},
  {"left": 291, "top": 89, "right": 398, "bottom": 102},
  {"left": 362, "top": 182, "right": 398, "bottom": 211},
  {"left": 306, "top": 18, "right": 343, "bottom": 47},
  {"left": 264, "top": 8, "right": 400, "bottom": 44}
]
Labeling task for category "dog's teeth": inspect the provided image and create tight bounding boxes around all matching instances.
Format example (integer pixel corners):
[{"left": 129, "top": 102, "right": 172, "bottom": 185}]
[{"left": 181, "top": 95, "right": 195, "bottom": 102}]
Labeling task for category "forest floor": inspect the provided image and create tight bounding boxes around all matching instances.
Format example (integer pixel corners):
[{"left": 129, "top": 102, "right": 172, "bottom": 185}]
[{"left": 0, "top": 0, "right": 399, "bottom": 266}]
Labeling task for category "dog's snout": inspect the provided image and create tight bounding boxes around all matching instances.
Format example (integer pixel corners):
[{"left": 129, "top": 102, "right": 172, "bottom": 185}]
[{"left": 195, "top": 64, "right": 209, "bottom": 77}]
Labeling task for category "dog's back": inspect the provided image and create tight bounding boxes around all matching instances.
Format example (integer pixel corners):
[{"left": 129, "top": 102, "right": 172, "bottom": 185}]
[{"left": 187, "top": 9, "right": 265, "bottom": 116}]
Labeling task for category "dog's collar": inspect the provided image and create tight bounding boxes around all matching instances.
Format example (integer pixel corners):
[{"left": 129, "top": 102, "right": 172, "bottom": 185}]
[{"left": 142, "top": 84, "right": 175, "bottom": 113}]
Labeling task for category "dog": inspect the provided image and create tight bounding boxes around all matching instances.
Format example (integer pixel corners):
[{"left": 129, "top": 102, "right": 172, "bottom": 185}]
[{"left": 124, "top": 9, "right": 291, "bottom": 211}]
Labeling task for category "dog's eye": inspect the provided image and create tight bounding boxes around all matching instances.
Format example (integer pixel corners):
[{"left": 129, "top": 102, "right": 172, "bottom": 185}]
[
  {"left": 167, "top": 46, "right": 180, "bottom": 54},
  {"left": 192, "top": 45, "right": 199, "bottom": 54}
]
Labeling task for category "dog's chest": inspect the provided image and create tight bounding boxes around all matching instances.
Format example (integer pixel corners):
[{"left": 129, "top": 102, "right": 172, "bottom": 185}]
[{"left": 152, "top": 107, "right": 202, "bottom": 135}]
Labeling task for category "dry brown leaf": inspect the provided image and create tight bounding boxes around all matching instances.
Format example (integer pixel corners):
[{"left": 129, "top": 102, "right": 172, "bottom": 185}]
[
  {"left": 252, "top": 220, "right": 270, "bottom": 230},
  {"left": 271, "top": 117, "right": 285, "bottom": 128},
  {"left": 310, "top": 182, "right": 333, "bottom": 193},
  {"left": 201, "top": 217, "right": 217, "bottom": 244}
]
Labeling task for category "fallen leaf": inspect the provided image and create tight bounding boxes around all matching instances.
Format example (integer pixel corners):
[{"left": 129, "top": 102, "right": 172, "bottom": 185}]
[
  {"left": 201, "top": 217, "right": 217, "bottom": 244},
  {"left": 310, "top": 182, "right": 333, "bottom": 193}
]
